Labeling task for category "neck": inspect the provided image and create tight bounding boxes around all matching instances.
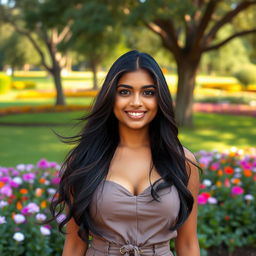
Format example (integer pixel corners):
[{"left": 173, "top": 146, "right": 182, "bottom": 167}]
[{"left": 118, "top": 124, "right": 150, "bottom": 148}]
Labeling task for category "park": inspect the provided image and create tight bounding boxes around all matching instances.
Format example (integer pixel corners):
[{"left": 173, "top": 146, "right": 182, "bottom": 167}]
[{"left": 0, "top": 1, "right": 256, "bottom": 256}]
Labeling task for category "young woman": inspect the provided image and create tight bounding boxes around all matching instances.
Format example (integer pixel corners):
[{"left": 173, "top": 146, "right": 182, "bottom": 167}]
[{"left": 50, "top": 50, "right": 201, "bottom": 256}]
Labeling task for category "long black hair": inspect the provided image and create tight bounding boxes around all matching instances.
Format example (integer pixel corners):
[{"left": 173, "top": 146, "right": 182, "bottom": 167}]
[{"left": 48, "top": 50, "right": 202, "bottom": 242}]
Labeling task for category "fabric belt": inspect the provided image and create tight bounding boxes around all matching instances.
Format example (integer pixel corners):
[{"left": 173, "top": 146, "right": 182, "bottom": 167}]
[{"left": 89, "top": 236, "right": 173, "bottom": 256}]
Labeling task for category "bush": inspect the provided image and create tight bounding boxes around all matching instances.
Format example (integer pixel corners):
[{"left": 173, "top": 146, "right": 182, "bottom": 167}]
[
  {"left": 12, "top": 81, "right": 37, "bottom": 90},
  {"left": 233, "top": 65, "right": 256, "bottom": 87},
  {"left": 200, "top": 83, "right": 242, "bottom": 92},
  {"left": 0, "top": 160, "right": 64, "bottom": 255},
  {"left": 0, "top": 74, "right": 11, "bottom": 94},
  {"left": 196, "top": 148, "right": 256, "bottom": 255}
]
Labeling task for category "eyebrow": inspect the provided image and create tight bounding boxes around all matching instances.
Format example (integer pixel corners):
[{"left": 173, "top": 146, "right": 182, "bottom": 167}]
[{"left": 117, "top": 84, "right": 156, "bottom": 89}]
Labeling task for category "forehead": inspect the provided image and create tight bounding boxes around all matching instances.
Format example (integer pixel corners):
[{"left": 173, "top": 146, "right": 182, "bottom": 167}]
[{"left": 117, "top": 69, "right": 155, "bottom": 87}]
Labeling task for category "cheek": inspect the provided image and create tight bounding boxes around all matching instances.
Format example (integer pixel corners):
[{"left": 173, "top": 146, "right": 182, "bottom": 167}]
[{"left": 113, "top": 97, "right": 125, "bottom": 117}]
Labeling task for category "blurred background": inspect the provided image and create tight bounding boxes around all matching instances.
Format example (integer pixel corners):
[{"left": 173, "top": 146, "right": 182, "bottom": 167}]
[{"left": 0, "top": 1, "right": 255, "bottom": 255}]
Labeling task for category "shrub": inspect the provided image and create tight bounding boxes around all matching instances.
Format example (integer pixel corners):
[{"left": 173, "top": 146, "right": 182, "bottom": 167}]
[
  {"left": 0, "top": 160, "right": 64, "bottom": 256},
  {"left": 196, "top": 148, "right": 256, "bottom": 255},
  {"left": 234, "top": 65, "right": 256, "bottom": 87},
  {"left": 0, "top": 74, "right": 11, "bottom": 94},
  {"left": 12, "top": 81, "right": 37, "bottom": 90}
]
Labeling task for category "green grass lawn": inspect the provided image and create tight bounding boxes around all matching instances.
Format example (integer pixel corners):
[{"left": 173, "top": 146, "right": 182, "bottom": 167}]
[{"left": 0, "top": 111, "right": 255, "bottom": 167}]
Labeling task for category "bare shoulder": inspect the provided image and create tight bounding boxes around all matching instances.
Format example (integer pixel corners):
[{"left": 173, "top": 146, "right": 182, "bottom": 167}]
[
  {"left": 182, "top": 146, "right": 200, "bottom": 188},
  {"left": 182, "top": 146, "right": 197, "bottom": 164}
]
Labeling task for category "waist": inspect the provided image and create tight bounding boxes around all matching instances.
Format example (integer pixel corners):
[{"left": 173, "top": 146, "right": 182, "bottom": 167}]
[{"left": 89, "top": 236, "right": 173, "bottom": 256}]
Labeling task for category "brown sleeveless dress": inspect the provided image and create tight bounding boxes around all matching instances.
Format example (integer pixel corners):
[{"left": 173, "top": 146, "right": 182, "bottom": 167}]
[{"left": 87, "top": 179, "right": 180, "bottom": 256}]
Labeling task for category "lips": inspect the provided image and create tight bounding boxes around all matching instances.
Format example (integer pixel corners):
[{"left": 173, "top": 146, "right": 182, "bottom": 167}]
[{"left": 125, "top": 111, "right": 147, "bottom": 119}]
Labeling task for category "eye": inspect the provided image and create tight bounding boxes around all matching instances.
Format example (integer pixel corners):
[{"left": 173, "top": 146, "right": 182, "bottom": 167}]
[
  {"left": 118, "top": 89, "right": 130, "bottom": 96},
  {"left": 143, "top": 90, "right": 155, "bottom": 96}
]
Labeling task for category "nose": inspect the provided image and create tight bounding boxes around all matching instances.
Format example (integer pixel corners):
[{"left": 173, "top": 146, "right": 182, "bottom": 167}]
[{"left": 130, "top": 93, "right": 142, "bottom": 107}]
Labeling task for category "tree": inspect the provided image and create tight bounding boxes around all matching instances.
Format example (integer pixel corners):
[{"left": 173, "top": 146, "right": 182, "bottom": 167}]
[
  {"left": 0, "top": 1, "right": 73, "bottom": 105},
  {"left": 113, "top": 0, "right": 256, "bottom": 127},
  {"left": 60, "top": 1, "right": 123, "bottom": 90},
  {"left": 0, "top": 31, "right": 40, "bottom": 75}
]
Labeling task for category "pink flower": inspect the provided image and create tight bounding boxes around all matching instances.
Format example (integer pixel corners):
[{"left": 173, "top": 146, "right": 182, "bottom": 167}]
[
  {"left": 198, "top": 194, "right": 208, "bottom": 205},
  {"left": 21, "top": 202, "right": 40, "bottom": 215},
  {"left": 10, "top": 180, "right": 19, "bottom": 188},
  {"left": 0, "top": 185, "right": 12, "bottom": 197},
  {"left": 51, "top": 177, "right": 60, "bottom": 185},
  {"left": 231, "top": 186, "right": 244, "bottom": 195},
  {"left": 22, "top": 173, "right": 36, "bottom": 183},
  {"left": 37, "top": 159, "right": 50, "bottom": 169},
  {"left": 211, "top": 162, "right": 220, "bottom": 171}
]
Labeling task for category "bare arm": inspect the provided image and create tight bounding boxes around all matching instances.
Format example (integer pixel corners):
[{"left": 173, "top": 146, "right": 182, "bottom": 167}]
[
  {"left": 175, "top": 148, "right": 200, "bottom": 256},
  {"left": 62, "top": 217, "right": 88, "bottom": 256}
]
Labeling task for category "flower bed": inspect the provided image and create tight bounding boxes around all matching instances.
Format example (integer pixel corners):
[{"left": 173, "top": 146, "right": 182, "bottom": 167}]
[
  {"left": 195, "top": 147, "right": 256, "bottom": 255},
  {"left": 0, "top": 148, "right": 255, "bottom": 255},
  {"left": 0, "top": 160, "right": 64, "bottom": 255},
  {"left": 0, "top": 104, "right": 91, "bottom": 116}
]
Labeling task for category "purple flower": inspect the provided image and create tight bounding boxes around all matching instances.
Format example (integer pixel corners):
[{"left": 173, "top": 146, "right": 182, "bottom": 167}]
[
  {"left": 208, "top": 197, "right": 218, "bottom": 204},
  {"left": 21, "top": 202, "right": 39, "bottom": 215},
  {"left": 0, "top": 185, "right": 12, "bottom": 197},
  {"left": 0, "top": 216, "right": 6, "bottom": 224},
  {"left": 0, "top": 176, "right": 10, "bottom": 183},
  {"left": 10, "top": 180, "right": 19, "bottom": 188},
  {"left": 0, "top": 200, "right": 8, "bottom": 208},
  {"left": 56, "top": 213, "right": 66, "bottom": 223},
  {"left": 22, "top": 173, "right": 36, "bottom": 183},
  {"left": 51, "top": 177, "right": 60, "bottom": 185},
  {"left": 37, "top": 159, "right": 50, "bottom": 169},
  {"left": 35, "top": 213, "right": 47, "bottom": 222}
]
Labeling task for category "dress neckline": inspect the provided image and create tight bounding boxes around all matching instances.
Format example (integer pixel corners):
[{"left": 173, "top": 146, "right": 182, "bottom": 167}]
[{"left": 104, "top": 179, "right": 160, "bottom": 197}]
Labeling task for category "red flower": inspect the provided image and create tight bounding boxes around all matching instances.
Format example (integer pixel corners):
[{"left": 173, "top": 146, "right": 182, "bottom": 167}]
[{"left": 224, "top": 166, "right": 234, "bottom": 175}]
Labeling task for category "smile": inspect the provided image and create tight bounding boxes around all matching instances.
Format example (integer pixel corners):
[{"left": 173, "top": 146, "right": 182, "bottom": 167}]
[{"left": 125, "top": 111, "right": 146, "bottom": 119}]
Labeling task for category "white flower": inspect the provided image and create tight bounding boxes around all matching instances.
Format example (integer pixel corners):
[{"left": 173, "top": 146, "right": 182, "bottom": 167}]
[
  {"left": 208, "top": 197, "right": 218, "bottom": 204},
  {"left": 56, "top": 213, "right": 66, "bottom": 223},
  {"left": 47, "top": 188, "right": 56, "bottom": 195},
  {"left": 202, "top": 179, "right": 212, "bottom": 186},
  {"left": 16, "top": 164, "right": 26, "bottom": 171},
  {"left": 36, "top": 213, "right": 47, "bottom": 222},
  {"left": 45, "top": 180, "right": 50, "bottom": 185},
  {"left": 0, "top": 216, "right": 6, "bottom": 224},
  {"left": 13, "top": 214, "right": 26, "bottom": 224},
  {"left": 234, "top": 167, "right": 241, "bottom": 173},
  {"left": 13, "top": 232, "right": 25, "bottom": 242},
  {"left": 244, "top": 194, "right": 254, "bottom": 201},
  {"left": 234, "top": 173, "right": 241, "bottom": 178},
  {"left": 13, "top": 177, "right": 23, "bottom": 185},
  {"left": 0, "top": 200, "right": 8, "bottom": 208},
  {"left": 40, "top": 226, "right": 51, "bottom": 236},
  {"left": 26, "top": 164, "right": 34, "bottom": 171}
]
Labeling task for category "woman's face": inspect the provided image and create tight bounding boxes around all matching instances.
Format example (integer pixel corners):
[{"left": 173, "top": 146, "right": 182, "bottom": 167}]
[{"left": 113, "top": 68, "right": 158, "bottom": 130}]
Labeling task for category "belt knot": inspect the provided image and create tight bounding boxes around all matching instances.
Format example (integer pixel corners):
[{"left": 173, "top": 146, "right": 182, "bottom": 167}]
[{"left": 119, "top": 244, "right": 143, "bottom": 255}]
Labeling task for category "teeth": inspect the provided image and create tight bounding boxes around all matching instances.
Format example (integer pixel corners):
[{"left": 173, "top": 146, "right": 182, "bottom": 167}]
[{"left": 127, "top": 112, "right": 144, "bottom": 116}]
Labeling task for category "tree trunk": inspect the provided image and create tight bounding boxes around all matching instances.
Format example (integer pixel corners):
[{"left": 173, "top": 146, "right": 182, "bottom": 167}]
[
  {"left": 90, "top": 59, "right": 98, "bottom": 90},
  {"left": 174, "top": 57, "right": 200, "bottom": 127},
  {"left": 51, "top": 65, "right": 66, "bottom": 106}
]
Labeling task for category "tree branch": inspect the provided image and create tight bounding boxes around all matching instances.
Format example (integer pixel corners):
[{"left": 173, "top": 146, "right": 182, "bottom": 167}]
[
  {"left": 204, "top": 28, "right": 256, "bottom": 51},
  {"left": 145, "top": 22, "right": 181, "bottom": 61},
  {"left": 57, "top": 23, "right": 72, "bottom": 43},
  {"left": 206, "top": 0, "right": 256, "bottom": 42},
  {"left": 9, "top": 22, "right": 51, "bottom": 72},
  {"left": 191, "top": 0, "right": 220, "bottom": 49}
]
